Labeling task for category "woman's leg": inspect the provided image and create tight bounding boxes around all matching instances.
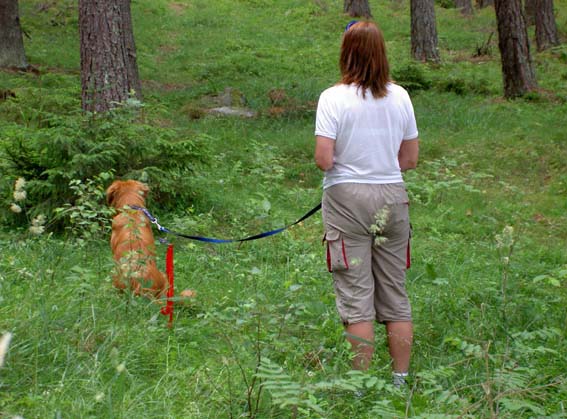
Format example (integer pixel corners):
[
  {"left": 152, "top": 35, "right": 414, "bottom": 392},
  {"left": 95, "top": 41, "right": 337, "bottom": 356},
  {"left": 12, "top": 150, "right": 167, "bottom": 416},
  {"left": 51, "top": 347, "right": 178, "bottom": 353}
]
[
  {"left": 386, "top": 321, "right": 413, "bottom": 373},
  {"left": 345, "top": 321, "right": 375, "bottom": 370}
]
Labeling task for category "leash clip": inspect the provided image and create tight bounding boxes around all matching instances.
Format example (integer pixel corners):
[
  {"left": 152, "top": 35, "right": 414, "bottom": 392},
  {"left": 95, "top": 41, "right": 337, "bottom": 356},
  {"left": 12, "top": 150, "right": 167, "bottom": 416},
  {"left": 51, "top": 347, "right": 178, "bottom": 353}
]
[{"left": 130, "top": 205, "right": 169, "bottom": 233}]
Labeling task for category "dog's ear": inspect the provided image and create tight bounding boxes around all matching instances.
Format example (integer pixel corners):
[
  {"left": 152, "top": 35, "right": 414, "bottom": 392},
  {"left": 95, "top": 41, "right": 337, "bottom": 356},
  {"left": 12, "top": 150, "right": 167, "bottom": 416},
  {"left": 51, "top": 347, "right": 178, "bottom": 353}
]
[{"left": 106, "top": 181, "right": 120, "bottom": 207}]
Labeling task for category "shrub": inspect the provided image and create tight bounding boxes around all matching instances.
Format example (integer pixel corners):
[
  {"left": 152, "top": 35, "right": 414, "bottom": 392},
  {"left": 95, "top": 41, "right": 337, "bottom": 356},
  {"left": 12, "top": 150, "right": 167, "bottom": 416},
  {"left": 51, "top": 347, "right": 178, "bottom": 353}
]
[
  {"left": 0, "top": 96, "right": 209, "bottom": 229},
  {"left": 436, "top": 77, "right": 491, "bottom": 95},
  {"left": 435, "top": 0, "right": 455, "bottom": 8},
  {"left": 392, "top": 64, "right": 433, "bottom": 93}
]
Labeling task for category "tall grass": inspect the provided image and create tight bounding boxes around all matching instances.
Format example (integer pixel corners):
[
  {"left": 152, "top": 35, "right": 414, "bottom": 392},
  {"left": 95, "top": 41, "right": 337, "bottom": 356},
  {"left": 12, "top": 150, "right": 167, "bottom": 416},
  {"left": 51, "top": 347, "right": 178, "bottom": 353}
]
[{"left": 1, "top": 0, "right": 566, "bottom": 418}]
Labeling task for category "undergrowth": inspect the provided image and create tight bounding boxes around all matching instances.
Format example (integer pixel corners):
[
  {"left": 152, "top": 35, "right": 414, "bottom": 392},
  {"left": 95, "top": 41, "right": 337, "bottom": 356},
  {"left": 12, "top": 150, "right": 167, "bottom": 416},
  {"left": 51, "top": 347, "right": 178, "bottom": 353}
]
[{"left": 1, "top": 0, "right": 566, "bottom": 418}]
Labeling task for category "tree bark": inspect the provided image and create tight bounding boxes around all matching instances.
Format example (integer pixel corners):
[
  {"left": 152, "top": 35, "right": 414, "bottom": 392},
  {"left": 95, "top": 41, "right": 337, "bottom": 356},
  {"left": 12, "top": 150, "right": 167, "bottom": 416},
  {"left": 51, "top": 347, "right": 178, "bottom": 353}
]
[
  {"left": 344, "top": 0, "right": 372, "bottom": 18},
  {"left": 119, "top": 0, "right": 142, "bottom": 99},
  {"left": 494, "top": 0, "right": 537, "bottom": 97},
  {"left": 477, "top": 0, "right": 494, "bottom": 8},
  {"left": 455, "top": 0, "right": 473, "bottom": 15},
  {"left": 524, "top": 0, "right": 536, "bottom": 25},
  {"left": 534, "top": 0, "right": 560, "bottom": 51},
  {"left": 0, "top": 0, "right": 28, "bottom": 69},
  {"left": 411, "top": 0, "right": 440, "bottom": 62},
  {"left": 79, "top": 0, "right": 142, "bottom": 113}
]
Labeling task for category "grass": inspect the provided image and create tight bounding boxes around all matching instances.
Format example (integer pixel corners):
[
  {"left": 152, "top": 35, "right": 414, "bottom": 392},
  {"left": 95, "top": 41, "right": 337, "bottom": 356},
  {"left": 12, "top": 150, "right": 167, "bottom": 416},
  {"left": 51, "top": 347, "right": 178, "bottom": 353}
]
[{"left": 1, "top": 0, "right": 567, "bottom": 418}]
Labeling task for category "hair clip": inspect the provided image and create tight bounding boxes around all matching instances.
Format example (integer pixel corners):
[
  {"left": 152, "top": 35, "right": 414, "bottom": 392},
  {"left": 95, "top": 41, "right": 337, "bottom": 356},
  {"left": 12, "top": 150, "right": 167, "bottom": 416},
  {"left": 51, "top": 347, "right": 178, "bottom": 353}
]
[{"left": 345, "top": 20, "right": 359, "bottom": 32}]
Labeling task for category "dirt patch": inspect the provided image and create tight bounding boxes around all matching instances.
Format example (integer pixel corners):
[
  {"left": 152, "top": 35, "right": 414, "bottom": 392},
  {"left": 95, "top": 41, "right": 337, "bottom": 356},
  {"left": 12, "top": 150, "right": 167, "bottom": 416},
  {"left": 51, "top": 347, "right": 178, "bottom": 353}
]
[
  {"left": 169, "top": 2, "right": 190, "bottom": 15},
  {"left": 142, "top": 79, "right": 192, "bottom": 92}
]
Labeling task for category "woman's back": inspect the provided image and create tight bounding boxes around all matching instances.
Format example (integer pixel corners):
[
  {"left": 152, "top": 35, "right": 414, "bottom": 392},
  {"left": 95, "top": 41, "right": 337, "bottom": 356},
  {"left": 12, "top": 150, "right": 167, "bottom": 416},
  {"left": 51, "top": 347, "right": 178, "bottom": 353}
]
[{"left": 315, "top": 83, "right": 418, "bottom": 188}]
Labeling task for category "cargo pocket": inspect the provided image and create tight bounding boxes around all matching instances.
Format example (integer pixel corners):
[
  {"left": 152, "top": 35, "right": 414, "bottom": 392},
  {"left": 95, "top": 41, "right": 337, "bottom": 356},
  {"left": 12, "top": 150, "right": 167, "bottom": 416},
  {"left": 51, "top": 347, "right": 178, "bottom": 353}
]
[{"left": 324, "top": 229, "right": 349, "bottom": 272}]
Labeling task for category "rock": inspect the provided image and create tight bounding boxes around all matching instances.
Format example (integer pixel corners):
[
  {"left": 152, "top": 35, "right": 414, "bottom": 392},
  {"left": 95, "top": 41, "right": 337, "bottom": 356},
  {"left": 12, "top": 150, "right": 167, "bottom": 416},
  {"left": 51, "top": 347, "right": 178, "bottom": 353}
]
[{"left": 208, "top": 107, "right": 257, "bottom": 118}]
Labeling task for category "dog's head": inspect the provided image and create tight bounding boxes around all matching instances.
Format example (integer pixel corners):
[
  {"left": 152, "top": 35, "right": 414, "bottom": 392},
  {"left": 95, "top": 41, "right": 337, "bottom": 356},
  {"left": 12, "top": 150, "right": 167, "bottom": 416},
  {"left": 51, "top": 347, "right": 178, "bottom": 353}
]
[{"left": 106, "top": 180, "right": 150, "bottom": 209}]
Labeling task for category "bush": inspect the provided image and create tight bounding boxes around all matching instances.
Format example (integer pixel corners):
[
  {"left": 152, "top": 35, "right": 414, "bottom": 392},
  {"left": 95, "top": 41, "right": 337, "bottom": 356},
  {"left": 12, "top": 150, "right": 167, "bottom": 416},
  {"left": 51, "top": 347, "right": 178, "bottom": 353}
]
[
  {"left": 392, "top": 64, "right": 433, "bottom": 93},
  {"left": 435, "top": 0, "right": 456, "bottom": 8},
  {"left": 0, "top": 96, "right": 209, "bottom": 230},
  {"left": 436, "top": 77, "right": 492, "bottom": 95}
]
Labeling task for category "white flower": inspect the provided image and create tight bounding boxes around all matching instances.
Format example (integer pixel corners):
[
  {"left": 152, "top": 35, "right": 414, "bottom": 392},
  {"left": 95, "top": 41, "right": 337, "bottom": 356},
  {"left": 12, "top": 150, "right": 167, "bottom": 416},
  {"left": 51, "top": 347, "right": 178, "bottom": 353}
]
[
  {"left": 370, "top": 206, "right": 390, "bottom": 247},
  {"left": 14, "top": 177, "right": 26, "bottom": 191},
  {"left": 32, "top": 214, "right": 46, "bottom": 226},
  {"left": 10, "top": 203, "right": 22, "bottom": 214},
  {"left": 116, "top": 362, "right": 126, "bottom": 373},
  {"left": 29, "top": 225, "right": 45, "bottom": 235},
  {"left": 13, "top": 190, "right": 26, "bottom": 201},
  {"left": 374, "top": 236, "right": 388, "bottom": 247},
  {"left": 495, "top": 225, "right": 515, "bottom": 249},
  {"left": 94, "top": 392, "right": 105, "bottom": 402},
  {"left": 0, "top": 332, "right": 13, "bottom": 368}
]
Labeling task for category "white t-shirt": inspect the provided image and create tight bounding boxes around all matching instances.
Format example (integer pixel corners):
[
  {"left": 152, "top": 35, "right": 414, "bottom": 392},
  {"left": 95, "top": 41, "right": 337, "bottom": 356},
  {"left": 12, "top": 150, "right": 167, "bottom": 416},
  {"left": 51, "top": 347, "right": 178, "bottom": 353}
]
[{"left": 315, "top": 83, "right": 418, "bottom": 189}]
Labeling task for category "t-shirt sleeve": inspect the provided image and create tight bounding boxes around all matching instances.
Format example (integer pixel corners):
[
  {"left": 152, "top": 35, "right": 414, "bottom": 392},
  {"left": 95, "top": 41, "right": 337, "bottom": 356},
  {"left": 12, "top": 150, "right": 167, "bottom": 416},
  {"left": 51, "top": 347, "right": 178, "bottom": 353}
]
[
  {"left": 402, "top": 91, "right": 419, "bottom": 141},
  {"left": 315, "top": 90, "right": 338, "bottom": 140}
]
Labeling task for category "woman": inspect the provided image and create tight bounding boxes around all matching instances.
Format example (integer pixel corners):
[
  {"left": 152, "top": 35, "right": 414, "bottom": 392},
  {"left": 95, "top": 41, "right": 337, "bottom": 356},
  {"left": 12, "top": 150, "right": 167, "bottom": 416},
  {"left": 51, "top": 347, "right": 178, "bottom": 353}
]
[{"left": 314, "top": 21, "right": 419, "bottom": 386}]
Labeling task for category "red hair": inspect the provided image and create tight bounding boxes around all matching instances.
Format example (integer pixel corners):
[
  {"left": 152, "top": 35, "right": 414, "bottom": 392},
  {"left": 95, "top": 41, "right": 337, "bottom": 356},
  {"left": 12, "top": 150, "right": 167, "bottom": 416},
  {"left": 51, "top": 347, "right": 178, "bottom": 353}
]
[{"left": 339, "top": 21, "right": 390, "bottom": 99}]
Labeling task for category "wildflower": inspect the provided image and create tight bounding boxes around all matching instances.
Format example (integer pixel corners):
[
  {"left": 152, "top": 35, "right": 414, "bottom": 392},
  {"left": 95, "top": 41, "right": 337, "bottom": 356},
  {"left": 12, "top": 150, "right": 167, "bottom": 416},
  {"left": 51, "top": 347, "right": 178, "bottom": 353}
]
[
  {"left": 495, "top": 225, "right": 515, "bottom": 249},
  {"left": 29, "top": 214, "right": 47, "bottom": 235},
  {"left": 374, "top": 236, "right": 388, "bottom": 247},
  {"left": 116, "top": 362, "right": 126, "bottom": 373},
  {"left": 13, "top": 190, "right": 26, "bottom": 201},
  {"left": 94, "top": 392, "right": 105, "bottom": 402},
  {"left": 33, "top": 214, "right": 46, "bottom": 225},
  {"left": 369, "top": 206, "right": 390, "bottom": 246},
  {"left": 0, "top": 332, "right": 13, "bottom": 368},
  {"left": 14, "top": 177, "right": 26, "bottom": 191},
  {"left": 10, "top": 203, "right": 22, "bottom": 214},
  {"left": 13, "top": 177, "right": 27, "bottom": 201},
  {"left": 29, "top": 225, "right": 45, "bottom": 235}
]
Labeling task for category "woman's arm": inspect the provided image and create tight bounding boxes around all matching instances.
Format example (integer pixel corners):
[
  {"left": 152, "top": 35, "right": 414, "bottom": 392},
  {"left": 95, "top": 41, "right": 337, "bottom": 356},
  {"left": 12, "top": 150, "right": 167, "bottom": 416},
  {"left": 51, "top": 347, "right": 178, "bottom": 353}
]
[
  {"left": 315, "top": 136, "right": 335, "bottom": 171},
  {"left": 398, "top": 138, "right": 419, "bottom": 172}
]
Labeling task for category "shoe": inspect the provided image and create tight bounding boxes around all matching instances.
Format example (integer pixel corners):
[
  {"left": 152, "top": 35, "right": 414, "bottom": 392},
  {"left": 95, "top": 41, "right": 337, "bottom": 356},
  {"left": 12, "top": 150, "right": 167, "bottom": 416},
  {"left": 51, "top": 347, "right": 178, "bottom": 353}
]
[
  {"left": 392, "top": 372, "right": 408, "bottom": 389},
  {"left": 354, "top": 389, "right": 366, "bottom": 398}
]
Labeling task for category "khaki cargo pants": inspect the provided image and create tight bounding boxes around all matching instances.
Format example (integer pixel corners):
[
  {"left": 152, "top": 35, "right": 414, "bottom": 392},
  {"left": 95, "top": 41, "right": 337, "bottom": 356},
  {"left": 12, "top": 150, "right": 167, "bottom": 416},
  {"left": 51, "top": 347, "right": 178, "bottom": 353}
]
[{"left": 322, "top": 182, "right": 412, "bottom": 325}]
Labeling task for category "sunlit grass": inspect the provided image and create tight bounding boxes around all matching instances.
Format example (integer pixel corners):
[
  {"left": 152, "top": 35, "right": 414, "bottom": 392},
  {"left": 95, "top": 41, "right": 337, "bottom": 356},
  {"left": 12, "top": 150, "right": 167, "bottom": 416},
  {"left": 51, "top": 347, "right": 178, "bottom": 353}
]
[{"left": 1, "top": 0, "right": 567, "bottom": 418}]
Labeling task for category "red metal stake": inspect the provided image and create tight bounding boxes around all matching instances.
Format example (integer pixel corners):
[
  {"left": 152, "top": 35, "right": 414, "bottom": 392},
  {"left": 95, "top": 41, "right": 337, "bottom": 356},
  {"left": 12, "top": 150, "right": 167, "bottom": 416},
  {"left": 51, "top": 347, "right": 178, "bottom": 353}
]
[{"left": 160, "top": 244, "right": 175, "bottom": 327}]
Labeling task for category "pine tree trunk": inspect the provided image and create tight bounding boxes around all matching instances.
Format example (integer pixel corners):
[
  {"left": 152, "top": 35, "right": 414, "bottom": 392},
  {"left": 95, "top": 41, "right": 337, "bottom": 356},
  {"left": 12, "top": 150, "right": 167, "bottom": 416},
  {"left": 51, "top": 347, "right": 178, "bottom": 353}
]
[
  {"left": 494, "top": 0, "right": 537, "bottom": 97},
  {"left": 455, "top": 0, "right": 473, "bottom": 15},
  {"left": 534, "top": 0, "right": 560, "bottom": 51},
  {"left": 79, "top": 0, "right": 142, "bottom": 112},
  {"left": 0, "top": 0, "right": 28, "bottom": 69},
  {"left": 344, "top": 0, "right": 372, "bottom": 18},
  {"left": 411, "top": 0, "right": 440, "bottom": 62},
  {"left": 119, "top": 0, "right": 142, "bottom": 100},
  {"left": 524, "top": 0, "right": 536, "bottom": 25}
]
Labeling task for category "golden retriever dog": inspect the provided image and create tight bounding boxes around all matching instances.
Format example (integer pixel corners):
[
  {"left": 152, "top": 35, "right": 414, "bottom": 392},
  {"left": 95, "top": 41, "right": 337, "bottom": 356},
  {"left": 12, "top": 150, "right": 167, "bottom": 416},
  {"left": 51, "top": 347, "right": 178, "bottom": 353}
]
[{"left": 106, "top": 180, "right": 167, "bottom": 298}]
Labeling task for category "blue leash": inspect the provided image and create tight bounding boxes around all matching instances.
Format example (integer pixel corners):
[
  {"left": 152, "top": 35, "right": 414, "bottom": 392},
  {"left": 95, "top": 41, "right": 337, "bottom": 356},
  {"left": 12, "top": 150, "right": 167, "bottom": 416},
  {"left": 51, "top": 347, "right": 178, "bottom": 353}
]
[{"left": 130, "top": 203, "right": 322, "bottom": 244}]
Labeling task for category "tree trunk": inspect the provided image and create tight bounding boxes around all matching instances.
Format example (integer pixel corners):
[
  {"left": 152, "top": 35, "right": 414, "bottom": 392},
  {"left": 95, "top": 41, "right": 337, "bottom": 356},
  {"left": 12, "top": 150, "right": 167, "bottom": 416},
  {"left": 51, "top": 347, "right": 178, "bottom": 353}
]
[
  {"left": 344, "top": 0, "right": 372, "bottom": 18},
  {"left": 79, "top": 0, "right": 142, "bottom": 113},
  {"left": 455, "top": 0, "right": 473, "bottom": 15},
  {"left": 411, "top": 0, "right": 440, "bottom": 62},
  {"left": 477, "top": 0, "right": 494, "bottom": 8},
  {"left": 524, "top": 0, "right": 536, "bottom": 25},
  {"left": 119, "top": 0, "right": 142, "bottom": 100},
  {"left": 494, "top": 0, "right": 537, "bottom": 97},
  {"left": 534, "top": 0, "right": 560, "bottom": 51},
  {"left": 0, "top": 0, "right": 28, "bottom": 69}
]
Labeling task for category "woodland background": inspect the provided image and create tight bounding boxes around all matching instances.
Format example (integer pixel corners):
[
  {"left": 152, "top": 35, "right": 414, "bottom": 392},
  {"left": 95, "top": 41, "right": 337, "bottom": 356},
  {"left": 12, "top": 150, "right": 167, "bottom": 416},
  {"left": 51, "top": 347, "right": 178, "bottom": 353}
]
[{"left": 0, "top": 0, "right": 566, "bottom": 418}]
